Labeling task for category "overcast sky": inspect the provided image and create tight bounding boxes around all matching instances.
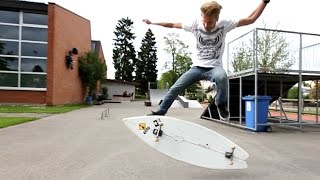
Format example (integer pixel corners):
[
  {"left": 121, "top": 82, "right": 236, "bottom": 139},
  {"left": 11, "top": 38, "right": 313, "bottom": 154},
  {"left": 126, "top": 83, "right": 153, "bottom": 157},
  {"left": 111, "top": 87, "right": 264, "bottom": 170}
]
[{"left": 30, "top": 0, "right": 320, "bottom": 79}]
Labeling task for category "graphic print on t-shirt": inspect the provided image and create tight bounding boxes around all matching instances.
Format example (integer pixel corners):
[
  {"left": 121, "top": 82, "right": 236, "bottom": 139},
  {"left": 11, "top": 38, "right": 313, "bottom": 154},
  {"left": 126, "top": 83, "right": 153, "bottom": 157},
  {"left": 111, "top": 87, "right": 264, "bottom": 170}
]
[{"left": 195, "top": 26, "right": 224, "bottom": 61}]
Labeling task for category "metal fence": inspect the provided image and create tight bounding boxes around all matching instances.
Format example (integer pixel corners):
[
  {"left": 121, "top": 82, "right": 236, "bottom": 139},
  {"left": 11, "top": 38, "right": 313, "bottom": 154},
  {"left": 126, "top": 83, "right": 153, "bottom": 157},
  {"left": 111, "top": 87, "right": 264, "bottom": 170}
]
[
  {"left": 224, "top": 28, "right": 320, "bottom": 130},
  {"left": 227, "top": 28, "right": 320, "bottom": 75}
]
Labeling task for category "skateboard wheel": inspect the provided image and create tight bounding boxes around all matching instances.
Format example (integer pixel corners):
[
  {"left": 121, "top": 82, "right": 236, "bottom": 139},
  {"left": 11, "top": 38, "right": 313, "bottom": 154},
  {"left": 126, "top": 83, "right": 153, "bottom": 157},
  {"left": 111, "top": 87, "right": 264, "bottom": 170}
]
[
  {"left": 230, "top": 162, "right": 234, "bottom": 165},
  {"left": 154, "top": 138, "right": 159, "bottom": 142},
  {"left": 159, "top": 122, "right": 164, "bottom": 126},
  {"left": 225, "top": 152, "right": 232, "bottom": 159}
]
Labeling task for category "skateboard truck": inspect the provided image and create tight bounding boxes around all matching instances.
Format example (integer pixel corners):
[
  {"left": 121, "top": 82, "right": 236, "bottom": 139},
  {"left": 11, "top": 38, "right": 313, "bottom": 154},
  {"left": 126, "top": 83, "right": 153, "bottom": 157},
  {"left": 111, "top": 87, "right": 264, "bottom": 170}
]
[
  {"left": 153, "top": 119, "right": 163, "bottom": 127},
  {"left": 153, "top": 126, "right": 163, "bottom": 142},
  {"left": 153, "top": 119, "right": 163, "bottom": 142},
  {"left": 225, "top": 146, "right": 236, "bottom": 165},
  {"left": 143, "top": 126, "right": 150, "bottom": 134}
]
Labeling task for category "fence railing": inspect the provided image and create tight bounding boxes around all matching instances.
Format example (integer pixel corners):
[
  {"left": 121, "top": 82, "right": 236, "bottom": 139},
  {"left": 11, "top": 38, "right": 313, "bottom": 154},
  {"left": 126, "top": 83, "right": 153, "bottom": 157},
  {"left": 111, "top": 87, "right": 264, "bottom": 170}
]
[{"left": 227, "top": 28, "right": 320, "bottom": 75}]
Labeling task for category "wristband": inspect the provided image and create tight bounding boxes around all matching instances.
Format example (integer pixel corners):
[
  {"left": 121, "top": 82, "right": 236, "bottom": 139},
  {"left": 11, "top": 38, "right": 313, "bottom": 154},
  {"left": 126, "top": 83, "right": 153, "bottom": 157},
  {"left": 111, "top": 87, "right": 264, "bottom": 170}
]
[{"left": 263, "top": 0, "right": 270, "bottom": 4}]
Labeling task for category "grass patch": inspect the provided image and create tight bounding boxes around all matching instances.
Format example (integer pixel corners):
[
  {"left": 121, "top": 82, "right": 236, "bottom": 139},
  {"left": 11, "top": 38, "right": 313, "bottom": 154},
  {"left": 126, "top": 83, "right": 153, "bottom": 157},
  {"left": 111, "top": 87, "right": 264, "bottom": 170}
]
[
  {"left": 135, "top": 94, "right": 147, "bottom": 100},
  {"left": 0, "top": 117, "right": 38, "bottom": 128},
  {"left": 0, "top": 104, "right": 88, "bottom": 114}
]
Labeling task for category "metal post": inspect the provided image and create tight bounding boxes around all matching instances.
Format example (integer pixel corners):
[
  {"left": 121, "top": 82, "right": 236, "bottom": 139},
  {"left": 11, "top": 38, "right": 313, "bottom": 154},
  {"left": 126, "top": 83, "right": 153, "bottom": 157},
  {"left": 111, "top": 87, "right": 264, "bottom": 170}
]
[
  {"left": 298, "top": 33, "right": 303, "bottom": 128},
  {"left": 280, "top": 79, "right": 283, "bottom": 124},
  {"left": 227, "top": 43, "right": 231, "bottom": 123},
  {"left": 239, "top": 76, "right": 243, "bottom": 125},
  {"left": 105, "top": 108, "right": 109, "bottom": 117},
  {"left": 227, "top": 78, "right": 230, "bottom": 123},
  {"left": 316, "top": 80, "right": 319, "bottom": 123},
  {"left": 226, "top": 42, "right": 231, "bottom": 124},
  {"left": 227, "top": 42, "right": 230, "bottom": 73},
  {"left": 253, "top": 29, "right": 258, "bottom": 131}
]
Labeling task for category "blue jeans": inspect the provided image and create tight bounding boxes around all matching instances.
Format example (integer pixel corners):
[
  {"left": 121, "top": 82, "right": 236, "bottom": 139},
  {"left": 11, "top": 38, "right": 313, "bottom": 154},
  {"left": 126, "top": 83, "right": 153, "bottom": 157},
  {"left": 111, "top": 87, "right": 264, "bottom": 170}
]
[{"left": 156, "top": 66, "right": 228, "bottom": 115}]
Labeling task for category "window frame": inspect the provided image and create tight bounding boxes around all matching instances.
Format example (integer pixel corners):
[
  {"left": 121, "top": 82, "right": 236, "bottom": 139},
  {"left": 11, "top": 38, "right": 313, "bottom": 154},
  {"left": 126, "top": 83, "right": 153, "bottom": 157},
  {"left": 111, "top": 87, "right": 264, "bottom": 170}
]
[{"left": 0, "top": 10, "right": 48, "bottom": 91}]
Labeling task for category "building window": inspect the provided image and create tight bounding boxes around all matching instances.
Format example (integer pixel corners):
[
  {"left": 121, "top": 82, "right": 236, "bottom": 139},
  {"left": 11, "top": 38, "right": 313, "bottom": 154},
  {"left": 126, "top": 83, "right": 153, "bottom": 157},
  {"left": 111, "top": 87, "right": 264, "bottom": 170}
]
[
  {"left": 22, "top": 27, "right": 48, "bottom": 42},
  {"left": 0, "top": 73, "right": 18, "bottom": 87},
  {"left": 0, "top": 57, "right": 18, "bottom": 71},
  {"left": 21, "top": 74, "right": 46, "bottom": 88},
  {"left": 23, "top": 12, "right": 48, "bottom": 25},
  {"left": 0, "top": 40, "right": 19, "bottom": 55},
  {"left": 21, "top": 42, "right": 47, "bottom": 57},
  {"left": 0, "top": 25, "right": 19, "bottom": 39},
  {"left": 0, "top": 10, "right": 19, "bottom": 24},
  {"left": 21, "top": 58, "right": 46, "bottom": 72},
  {"left": 0, "top": 10, "right": 47, "bottom": 90}
]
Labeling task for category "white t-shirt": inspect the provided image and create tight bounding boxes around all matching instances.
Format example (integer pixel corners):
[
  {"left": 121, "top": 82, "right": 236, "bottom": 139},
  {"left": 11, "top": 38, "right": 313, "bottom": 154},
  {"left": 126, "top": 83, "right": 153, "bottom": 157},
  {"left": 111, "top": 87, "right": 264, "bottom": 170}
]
[{"left": 183, "top": 18, "right": 238, "bottom": 67}]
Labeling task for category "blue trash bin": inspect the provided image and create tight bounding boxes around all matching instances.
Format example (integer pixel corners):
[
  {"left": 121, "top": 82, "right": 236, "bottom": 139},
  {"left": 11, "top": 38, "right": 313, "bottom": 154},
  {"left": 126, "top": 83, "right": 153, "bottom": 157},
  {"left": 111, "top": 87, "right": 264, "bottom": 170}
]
[
  {"left": 86, "top": 96, "right": 93, "bottom": 105},
  {"left": 242, "top": 96, "right": 271, "bottom": 132}
]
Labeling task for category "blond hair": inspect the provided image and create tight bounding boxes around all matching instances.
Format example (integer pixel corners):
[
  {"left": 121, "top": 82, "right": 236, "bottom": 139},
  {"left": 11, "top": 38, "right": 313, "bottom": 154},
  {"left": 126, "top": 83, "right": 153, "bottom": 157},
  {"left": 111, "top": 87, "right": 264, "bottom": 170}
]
[{"left": 200, "top": 1, "right": 222, "bottom": 17}]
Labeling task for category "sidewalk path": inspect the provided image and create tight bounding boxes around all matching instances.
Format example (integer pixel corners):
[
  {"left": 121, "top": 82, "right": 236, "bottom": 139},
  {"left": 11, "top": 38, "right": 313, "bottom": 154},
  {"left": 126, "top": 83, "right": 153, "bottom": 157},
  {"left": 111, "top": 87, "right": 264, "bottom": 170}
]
[{"left": 269, "top": 111, "right": 320, "bottom": 122}]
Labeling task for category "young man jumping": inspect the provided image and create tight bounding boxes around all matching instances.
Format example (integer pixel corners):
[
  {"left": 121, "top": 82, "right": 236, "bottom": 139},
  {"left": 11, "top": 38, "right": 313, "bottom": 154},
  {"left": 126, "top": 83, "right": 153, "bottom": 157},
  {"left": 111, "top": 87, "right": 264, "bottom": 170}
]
[{"left": 143, "top": 0, "right": 270, "bottom": 120}]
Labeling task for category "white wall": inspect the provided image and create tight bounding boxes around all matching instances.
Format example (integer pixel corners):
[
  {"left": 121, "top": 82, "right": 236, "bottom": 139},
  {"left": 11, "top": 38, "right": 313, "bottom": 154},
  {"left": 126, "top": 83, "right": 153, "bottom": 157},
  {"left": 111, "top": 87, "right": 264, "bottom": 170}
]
[{"left": 102, "top": 82, "right": 135, "bottom": 100}]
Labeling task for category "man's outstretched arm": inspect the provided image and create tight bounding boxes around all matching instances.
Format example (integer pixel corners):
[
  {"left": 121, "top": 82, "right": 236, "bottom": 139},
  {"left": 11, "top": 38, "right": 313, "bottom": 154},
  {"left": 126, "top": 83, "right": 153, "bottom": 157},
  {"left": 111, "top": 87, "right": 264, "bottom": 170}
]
[
  {"left": 237, "top": 0, "right": 270, "bottom": 27},
  {"left": 142, "top": 19, "right": 182, "bottom": 29}
]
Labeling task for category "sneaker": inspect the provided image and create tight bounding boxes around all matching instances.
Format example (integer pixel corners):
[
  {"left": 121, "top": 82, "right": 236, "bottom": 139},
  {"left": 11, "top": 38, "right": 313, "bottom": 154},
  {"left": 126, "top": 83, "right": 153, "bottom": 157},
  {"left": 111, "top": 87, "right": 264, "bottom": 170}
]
[
  {"left": 147, "top": 111, "right": 164, "bottom": 116},
  {"left": 216, "top": 104, "right": 230, "bottom": 121}
]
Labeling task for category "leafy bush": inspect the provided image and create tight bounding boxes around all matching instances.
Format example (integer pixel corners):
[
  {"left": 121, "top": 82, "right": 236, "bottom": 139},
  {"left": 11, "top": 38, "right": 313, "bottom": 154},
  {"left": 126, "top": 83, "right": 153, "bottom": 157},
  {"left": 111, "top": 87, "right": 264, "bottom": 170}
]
[
  {"left": 287, "top": 87, "right": 299, "bottom": 99},
  {"left": 208, "top": 95, "right": 213, "bottom": 103},
  {"left": 101, "top": 87, "right": 108, "bottom": 99},
  {"left": 78, "top": 51, "right": 107, "bottom": 96}
]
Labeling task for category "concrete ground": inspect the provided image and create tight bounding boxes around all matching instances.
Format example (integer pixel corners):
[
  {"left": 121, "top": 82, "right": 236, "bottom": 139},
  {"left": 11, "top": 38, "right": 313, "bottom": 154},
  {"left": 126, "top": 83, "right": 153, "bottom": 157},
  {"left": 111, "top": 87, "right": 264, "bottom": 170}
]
[{"left": 0, "top": 101, "right": 320, "bottom": 180}]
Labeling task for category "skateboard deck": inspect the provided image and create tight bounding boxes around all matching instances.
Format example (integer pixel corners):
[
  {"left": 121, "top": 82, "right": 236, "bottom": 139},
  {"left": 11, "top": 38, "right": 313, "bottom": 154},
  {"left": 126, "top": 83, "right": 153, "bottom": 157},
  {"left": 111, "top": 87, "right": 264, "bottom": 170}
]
[{"left": 123, "top": 116, "right": 249, "bottom": 169}]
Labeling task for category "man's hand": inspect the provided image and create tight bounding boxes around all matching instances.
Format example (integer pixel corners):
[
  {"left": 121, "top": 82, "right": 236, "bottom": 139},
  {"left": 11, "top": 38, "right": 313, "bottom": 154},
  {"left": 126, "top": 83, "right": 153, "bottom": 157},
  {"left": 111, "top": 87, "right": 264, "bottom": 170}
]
[
  {"left": 142, "top": 19, "right": 152, "bottom": 25},
  {"left": 263, "top": 0, "right": 270, "bottom": 4}
]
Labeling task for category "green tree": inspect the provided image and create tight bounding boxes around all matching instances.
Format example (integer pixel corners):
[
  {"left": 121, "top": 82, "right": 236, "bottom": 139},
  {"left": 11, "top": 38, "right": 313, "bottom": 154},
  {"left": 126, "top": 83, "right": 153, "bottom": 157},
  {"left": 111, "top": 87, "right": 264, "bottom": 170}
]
[
  {"left": 0, "top": 42, "right": 9, "bottom": 70},
  {"left": 175, "top": 54, "right": 192, "bottom": 76},
  {"left": 175, "top": 54, "right": 201, "bottom": 96},
  {"left": 231, "top": 29, "right": 294, "bottom": 72},
  {"left": 160, "top": 33, "right": 201, "bottom": 97},
  {"left": 231, "top": 42, "right": 253, "bottom": 72},
  {"left": 287, "top": 87, "right": 299, "bottom": 99},
  {"left": 136, "top": 29, "right": 158, "bottom": 94},
  {"left": 112, "top": 17, "right": 137, "bottom": 81},
  {"left": 310, "top": 81, "right": 320, "bottom": 99},
  {"left": 157, "top": 70, "right": 179, "bottom": 89},
  {"left": 163, "top": 33, "right": 189, "bottom": 73},
  {"left": 78, "top": 51, "right": 107, "bottom": 97}
]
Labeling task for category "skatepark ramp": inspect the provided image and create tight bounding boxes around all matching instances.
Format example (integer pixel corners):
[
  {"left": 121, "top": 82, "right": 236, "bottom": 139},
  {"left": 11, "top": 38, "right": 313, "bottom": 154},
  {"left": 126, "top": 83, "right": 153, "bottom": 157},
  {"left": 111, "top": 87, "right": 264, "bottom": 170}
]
[
  {"left": 177, "top": 96, "right": 203, "bottom": 108},
  {"left": 202, "top": 28, "right": 320, "bottom": 130},
  {"left": 149, "top": 89, "right": 203, "bottom": 108},
  {"left": 149, "top": 89, "right": 182, "bottom": 108},
  {"left": 201, "top": 72, "right": 320, "bottom": 132},
  {"left": 202, "top": 72, "right": 320, "bottom": 121}
]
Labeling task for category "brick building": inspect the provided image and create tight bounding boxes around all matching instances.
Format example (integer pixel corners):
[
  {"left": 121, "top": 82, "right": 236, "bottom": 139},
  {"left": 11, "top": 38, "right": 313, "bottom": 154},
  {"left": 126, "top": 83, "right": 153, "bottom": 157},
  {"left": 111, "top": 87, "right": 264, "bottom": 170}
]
[{"left": 0, "top": 0, "right": 106, "bottom": 105}]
